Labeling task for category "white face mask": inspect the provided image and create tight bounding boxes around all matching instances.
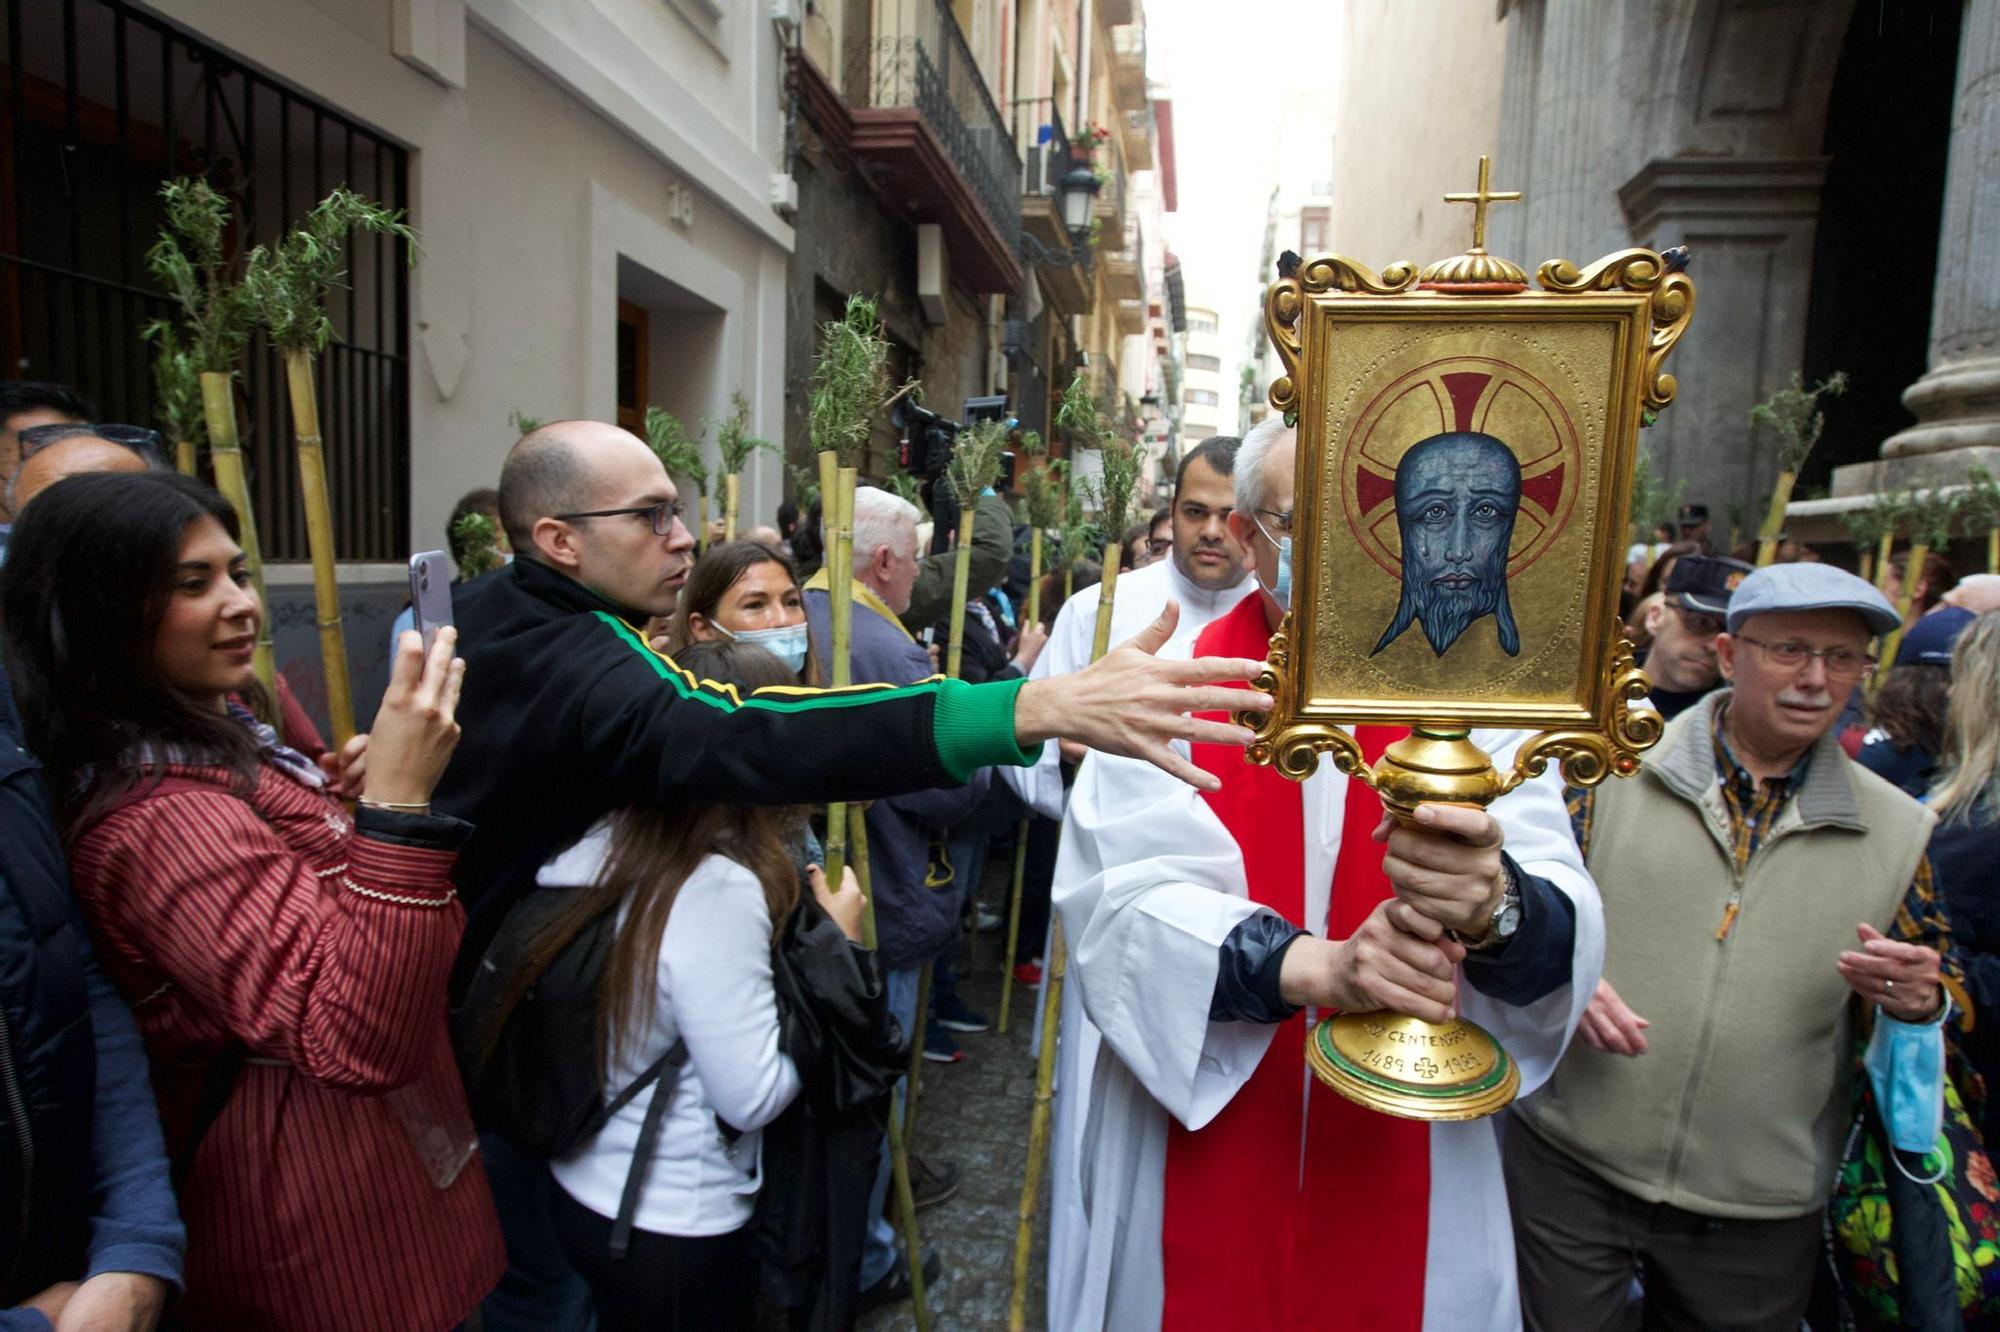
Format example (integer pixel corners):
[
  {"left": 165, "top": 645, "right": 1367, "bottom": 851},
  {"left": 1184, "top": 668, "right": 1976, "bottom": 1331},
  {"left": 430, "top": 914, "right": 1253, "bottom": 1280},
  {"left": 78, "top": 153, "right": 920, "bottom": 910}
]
[
  {"left": 1252, "top": 516, "right": 1292, "bottom": 612},
  {"left": 716, "top": 620, "right": 810, "bottom": 674}
]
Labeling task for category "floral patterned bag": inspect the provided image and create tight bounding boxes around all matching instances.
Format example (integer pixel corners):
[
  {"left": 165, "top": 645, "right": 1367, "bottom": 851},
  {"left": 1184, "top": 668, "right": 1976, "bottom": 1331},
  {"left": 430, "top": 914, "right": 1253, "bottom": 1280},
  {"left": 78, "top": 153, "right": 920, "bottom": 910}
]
[{"left": 1829, "top": 1069, "right": 2000, "bottom": 1327}]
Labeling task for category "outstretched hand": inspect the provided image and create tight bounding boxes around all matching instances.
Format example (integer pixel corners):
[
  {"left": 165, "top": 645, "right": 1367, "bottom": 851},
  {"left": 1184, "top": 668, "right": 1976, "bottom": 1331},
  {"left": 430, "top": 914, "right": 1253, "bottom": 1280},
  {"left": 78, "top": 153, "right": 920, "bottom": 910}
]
[{"left": 1012, "top": 601, "right": 1272, "bottom": 792}]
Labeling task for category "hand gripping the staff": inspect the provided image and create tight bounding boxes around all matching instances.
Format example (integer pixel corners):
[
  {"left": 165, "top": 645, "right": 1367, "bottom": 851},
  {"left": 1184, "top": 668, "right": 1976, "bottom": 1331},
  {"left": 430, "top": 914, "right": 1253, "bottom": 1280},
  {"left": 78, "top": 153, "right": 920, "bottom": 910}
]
[{"left": 1011, "top": 602, "right": 1271, "bottom": 792}]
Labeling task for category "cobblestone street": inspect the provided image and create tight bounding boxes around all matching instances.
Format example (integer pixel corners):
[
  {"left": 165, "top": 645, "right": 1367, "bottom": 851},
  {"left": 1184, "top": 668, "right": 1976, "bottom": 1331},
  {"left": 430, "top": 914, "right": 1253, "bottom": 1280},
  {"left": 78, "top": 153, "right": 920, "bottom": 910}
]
[{"left": 860, "top": 854, "right": 1052, "bottom": 1332}]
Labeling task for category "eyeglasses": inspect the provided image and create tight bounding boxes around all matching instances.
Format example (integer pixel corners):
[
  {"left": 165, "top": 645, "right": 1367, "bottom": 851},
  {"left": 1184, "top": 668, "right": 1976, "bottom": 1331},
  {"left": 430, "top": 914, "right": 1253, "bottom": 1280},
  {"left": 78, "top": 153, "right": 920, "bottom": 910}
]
[
  {"left": 1253, "top": 507, "right": 1293, "bottom": 538},
  {"left": 553, "top": 500, "right": 687, "bottom": 536},
  {"left": 17, "top": 422, "right": 165, "bottom": 463},
  {"left": 1667, "top": 599, "right": 1725, "bottom": 639},
  {"left": 1733, "top": 634, "right": 1877, "bottom": 681}
]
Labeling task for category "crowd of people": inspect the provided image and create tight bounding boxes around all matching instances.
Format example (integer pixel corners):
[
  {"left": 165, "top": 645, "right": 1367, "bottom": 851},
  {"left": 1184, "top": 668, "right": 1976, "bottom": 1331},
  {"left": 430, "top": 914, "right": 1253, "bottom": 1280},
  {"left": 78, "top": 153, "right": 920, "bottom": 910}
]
[{"left": 1, "top": 377, "right": 1998, "bottom": 1331}]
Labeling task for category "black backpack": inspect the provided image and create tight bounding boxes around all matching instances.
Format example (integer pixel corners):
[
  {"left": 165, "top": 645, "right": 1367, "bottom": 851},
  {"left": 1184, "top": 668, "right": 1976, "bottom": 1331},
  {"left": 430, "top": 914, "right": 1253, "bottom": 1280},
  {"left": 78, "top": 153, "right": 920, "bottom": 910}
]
[{"left": 452, "top": 886, "right": 685, "bottom": 1259}]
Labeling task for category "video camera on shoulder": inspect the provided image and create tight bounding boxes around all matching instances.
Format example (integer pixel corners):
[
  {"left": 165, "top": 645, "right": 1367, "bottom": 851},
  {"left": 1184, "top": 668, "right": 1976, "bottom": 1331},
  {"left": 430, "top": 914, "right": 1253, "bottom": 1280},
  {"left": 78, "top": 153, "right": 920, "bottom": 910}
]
[{"left": 894, "top": 395, "right": 1018, "bottom": 556}]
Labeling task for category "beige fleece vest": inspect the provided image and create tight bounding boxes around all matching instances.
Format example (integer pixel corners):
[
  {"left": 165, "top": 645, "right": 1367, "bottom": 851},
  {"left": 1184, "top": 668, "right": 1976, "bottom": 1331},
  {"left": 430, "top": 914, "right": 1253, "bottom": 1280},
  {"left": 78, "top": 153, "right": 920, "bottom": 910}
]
[{"left": 1514, "top": 691, "right": 1934, "bottom": 1219}]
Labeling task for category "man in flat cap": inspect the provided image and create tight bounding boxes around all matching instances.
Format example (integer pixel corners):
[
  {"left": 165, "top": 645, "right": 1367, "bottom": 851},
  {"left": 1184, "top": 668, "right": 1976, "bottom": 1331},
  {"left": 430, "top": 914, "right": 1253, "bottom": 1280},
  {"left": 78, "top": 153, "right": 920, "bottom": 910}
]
[{"left": 1507, "top": 563, "right": 1966, "bottom": 1330}]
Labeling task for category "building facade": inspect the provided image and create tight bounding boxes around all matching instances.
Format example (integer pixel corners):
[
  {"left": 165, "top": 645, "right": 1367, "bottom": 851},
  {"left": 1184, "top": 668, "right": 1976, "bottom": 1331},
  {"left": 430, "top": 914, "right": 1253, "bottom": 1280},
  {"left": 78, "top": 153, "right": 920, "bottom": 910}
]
[
  {"left": 1300, "top": 0, "right": 1973, "bottom": 557},
  {"left": 2, "top": 0, "right": 797, "bottom": 726}
]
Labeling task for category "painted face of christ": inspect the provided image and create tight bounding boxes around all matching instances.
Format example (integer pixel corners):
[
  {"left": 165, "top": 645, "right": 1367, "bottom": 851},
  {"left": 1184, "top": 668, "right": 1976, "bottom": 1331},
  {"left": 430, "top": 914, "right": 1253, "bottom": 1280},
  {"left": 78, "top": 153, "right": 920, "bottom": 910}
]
[{"left": 1371, "top": 432, "right": 1522, "bottom": 658}]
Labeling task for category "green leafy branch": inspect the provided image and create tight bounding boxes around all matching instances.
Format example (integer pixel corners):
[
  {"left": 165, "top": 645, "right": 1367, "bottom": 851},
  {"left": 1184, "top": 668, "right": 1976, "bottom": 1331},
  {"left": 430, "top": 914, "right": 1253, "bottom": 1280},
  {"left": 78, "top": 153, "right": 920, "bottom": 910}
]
[
  {"left": 643, "top": 406, "right": 708, "bottom": 495},
  {"left": 884, "top": 472, "right": 930, "bottom": 521},
  {"left": 1840, "top": 497, "right": 1898, "bottom": 550},
  {"left": 1961, "top": 464, "right": 2000, "bottom": 534},
  {"left": 1626, "top": 443, "right": 1686, "bottom": 541},
  {"left": 241, "top": 187, "right": 415, "bottom": 354},
  {"left": 945, "top": 418, "right": 1009, "bottom": 510},
  {"left": 1903, "top": 485, "right": 1961, "bottom": 549},
  {"left": 450, "top": 510, "right": 506, "bottom": 579},
  {"left": 1748, "top": 370, "right": 1849, "bottom": 475},
  {"left": 142, "top": 177, "right": 256, "bottom": 376},
  {"left": 148, "top": 325, "right": 206, "bottom": 450},
  {"left": 713, "top": 391, "right": 776, "bottom": 474},
  {"left": 509, "top": 408, "right": 545, "bottom": 436},
  {"left": 809, "top": 294, "right": 893, "bottom": 466}
]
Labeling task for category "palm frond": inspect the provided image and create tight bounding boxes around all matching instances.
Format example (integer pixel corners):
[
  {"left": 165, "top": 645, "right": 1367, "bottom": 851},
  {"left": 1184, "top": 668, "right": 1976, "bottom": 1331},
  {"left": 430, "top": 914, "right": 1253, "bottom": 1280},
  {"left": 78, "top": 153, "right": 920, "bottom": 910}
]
[
  {"left": 241, "top": 188, "right": 417, "bottom": 353},
  {"left": 643, "top": 406, "right": 709, "bottom": 494},
  {"left": 1748, "top": 370, "right": 1849, "bottom": 474},
  {"left": 809, "top": 294, "right": 892, "bottom": 465},
  {"left": 145, "top": 177, "right": 257, "bottom": 374},
  {"left": 945, "top": 419, "right": 1008, "bottom": 510},
  {"left": 713, "top": 391, "right": 776, "bottom": 474}
]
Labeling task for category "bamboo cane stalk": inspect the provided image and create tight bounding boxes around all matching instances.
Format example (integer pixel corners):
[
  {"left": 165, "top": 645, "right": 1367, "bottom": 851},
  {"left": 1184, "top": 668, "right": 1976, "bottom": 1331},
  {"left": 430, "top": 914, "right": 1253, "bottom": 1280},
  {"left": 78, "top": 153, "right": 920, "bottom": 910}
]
[
  {"left": 199, "top": 372, "right": 276, "bottom": 698},
  {"left": 904, "top": 962, "right": 934, "bottom": 1141},
  {"left": 945, "top": 507, "right": 977, "bottom": 678},
  {"left": 1010, "top": 917, "right": 1067, "bottom": 1332},
  {"left": 1875, "top": 541, "right": 1928, "bottom": 690},
  {"left": 840, "top": 800, "right": 926, "bottom": 1328},
  {"left": 698, "top": 491, "right": 710, "bottom": 555},
  {"left": 282, "top": 349, "right": 356, "bottom": 746},
  {"left": 887, "top": 1101, "right": 933, "bottom": 1332},
  {"left": 819, "top": 452, "right": 849, "bottom": 890},
  {"left": 174, "top": 437, "right": 197, "bottom": 477},
  {"left": 1859, "top": 550, "right": 1874, "bottom": 587},
  {"left": 1989, "top": 527, "right": 1998, "bottom": 577},
  {"left": 1874, "top": 531, "right": 1896, "bottom": 590},
  {"left": 725, "top": 472, "right": 740, "bottom": 543},
  {"left": 998, "top": 528, "right": 1045, "bottom": 1036},
  {"left": 1010, "top": 540, "right": 1121, "bottom": 1328},
  {"left": 1755, "top": 470, "right": 1797, "bottom": 567}
]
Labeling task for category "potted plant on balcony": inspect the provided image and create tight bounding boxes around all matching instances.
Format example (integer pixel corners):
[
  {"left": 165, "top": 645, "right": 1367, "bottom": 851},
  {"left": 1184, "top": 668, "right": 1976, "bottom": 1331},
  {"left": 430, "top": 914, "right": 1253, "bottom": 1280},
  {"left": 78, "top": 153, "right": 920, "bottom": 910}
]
[{"left": 1074, "top": 120, "right": 1112, "bottom": 164}]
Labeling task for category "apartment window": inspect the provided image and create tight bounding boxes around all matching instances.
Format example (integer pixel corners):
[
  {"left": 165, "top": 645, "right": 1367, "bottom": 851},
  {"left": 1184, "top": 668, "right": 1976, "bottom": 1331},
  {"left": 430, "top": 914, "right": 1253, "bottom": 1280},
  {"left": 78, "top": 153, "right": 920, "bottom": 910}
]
[
  {"left": 1186, "top": 353, "right": 1221, "bottom": 372},
  {"left": 1188, "top": 313, "right": 1217, "bottom": 333},
  {"left": 1186, "top": 389, "right": 1219, "bottom": 406}
]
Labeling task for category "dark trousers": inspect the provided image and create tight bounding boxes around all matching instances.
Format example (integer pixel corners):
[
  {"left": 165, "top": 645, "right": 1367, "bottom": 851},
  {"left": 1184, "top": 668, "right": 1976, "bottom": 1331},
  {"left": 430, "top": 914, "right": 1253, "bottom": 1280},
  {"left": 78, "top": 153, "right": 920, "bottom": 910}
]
[
  {"left": 477, "top": 1132, "right": 597, "bottom": 1332},
  {"left": 1502, "top": 1112, "right": 1822, "bottom": 1332},
  {"left": 550, "top": 1186, "right": 755, "bottom": 1332}
]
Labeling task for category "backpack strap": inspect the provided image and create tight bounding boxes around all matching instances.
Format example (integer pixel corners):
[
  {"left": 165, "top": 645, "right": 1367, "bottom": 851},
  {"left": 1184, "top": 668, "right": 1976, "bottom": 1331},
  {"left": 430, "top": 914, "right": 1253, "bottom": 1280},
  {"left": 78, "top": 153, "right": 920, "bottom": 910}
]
[{"left": 608, "top": 1037, "right": 690, "bottom": 1261}]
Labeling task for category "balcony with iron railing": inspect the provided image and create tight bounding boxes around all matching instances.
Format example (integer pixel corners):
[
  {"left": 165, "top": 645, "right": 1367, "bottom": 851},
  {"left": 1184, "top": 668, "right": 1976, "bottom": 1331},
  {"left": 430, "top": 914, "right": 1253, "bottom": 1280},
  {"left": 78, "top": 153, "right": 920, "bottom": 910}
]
[
  {"left": 1017, "top": 99, "right": 1095, "bottom": 315},
  {"left": 1106, "top": 216, "right": 1146, "bottom": 330},
  {"left": 1110, "top": 25, "right": 1148, "bottom": 113},
  {"left": 790, "top": 0, "right": 1021, "bottom": 293}
]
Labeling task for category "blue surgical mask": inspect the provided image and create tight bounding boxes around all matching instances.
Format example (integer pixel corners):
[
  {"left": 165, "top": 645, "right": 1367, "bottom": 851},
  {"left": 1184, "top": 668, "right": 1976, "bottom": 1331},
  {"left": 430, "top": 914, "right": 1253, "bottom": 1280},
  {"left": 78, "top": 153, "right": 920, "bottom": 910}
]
[
  {"left": 1864, "top": 1001, "right": 1948, "bottom": 1158},
  {"left": 719, "top": 621, "right": 810, "bottom": 675},
  {"left": 1253, "top": 517, "right": 1292, "bottom": 612}
]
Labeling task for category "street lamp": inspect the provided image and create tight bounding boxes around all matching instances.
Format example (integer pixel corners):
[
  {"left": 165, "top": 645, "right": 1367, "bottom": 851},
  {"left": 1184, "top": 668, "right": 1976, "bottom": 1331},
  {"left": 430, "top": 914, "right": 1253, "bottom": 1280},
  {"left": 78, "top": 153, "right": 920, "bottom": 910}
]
[{"left": 1059, "top": 163, "right": 1102, "bottom": 238}]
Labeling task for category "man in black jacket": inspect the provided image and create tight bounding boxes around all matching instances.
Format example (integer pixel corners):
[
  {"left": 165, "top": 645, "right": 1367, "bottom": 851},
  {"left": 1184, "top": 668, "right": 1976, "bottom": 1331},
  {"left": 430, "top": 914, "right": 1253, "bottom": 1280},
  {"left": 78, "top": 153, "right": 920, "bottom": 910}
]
[{"left": 440, "top": 421, "right": 1270, "bottom": 1329}]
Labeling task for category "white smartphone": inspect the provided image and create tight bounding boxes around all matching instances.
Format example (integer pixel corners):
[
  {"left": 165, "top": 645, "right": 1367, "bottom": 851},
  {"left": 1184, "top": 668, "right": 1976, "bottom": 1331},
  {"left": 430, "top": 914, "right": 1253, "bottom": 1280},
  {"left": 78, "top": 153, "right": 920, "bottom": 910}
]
[{"left": 408, "top": 550, "right": 454, "bottom": 655}]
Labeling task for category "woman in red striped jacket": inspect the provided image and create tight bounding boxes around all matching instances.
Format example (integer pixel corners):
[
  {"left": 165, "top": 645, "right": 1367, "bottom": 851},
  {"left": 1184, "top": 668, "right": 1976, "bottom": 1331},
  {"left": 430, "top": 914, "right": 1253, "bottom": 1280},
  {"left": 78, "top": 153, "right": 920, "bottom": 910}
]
[{"left": 0, "top": 471, "right": 505, "bottom": 1330}]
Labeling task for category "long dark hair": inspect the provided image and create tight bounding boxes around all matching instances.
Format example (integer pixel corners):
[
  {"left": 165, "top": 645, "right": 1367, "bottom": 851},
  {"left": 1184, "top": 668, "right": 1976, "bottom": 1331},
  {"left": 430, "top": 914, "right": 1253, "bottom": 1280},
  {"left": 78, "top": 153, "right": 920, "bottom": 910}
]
[
  {"left": 497, "top": 639, "right": 808, "bottom": 1067},
  {"left": 665, "top": 538, "right": 819, "bottom": 682},
  {"left": 0, "top": 471, "right": 268, "bottom": 828},
  {"left": 1866, "top": 662, "right": 1951, "bottom": 756}
]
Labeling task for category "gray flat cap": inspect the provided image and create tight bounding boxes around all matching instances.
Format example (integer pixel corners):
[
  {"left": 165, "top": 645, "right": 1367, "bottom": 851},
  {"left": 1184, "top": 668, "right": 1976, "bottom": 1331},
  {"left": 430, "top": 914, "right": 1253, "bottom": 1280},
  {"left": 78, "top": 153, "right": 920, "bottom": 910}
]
[{"left": 1725, "top": 562, "right": 1901, "bottom": 636}]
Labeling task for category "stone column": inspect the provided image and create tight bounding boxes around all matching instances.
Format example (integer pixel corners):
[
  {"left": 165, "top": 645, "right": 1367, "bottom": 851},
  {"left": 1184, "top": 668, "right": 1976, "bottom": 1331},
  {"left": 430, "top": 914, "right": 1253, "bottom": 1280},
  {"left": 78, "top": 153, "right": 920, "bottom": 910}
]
[
  {"left": 1620, "top": 157, "right": 1828, "bottom": 517},
  {"left": 1877, "top": 0, "right": 2000, "bottom": 477}
]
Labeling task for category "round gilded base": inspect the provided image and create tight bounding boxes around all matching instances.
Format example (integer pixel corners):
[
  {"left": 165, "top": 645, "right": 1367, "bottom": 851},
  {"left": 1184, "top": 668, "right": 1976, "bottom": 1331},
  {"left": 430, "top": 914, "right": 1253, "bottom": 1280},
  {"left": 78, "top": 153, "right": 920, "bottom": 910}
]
[{"left": 1305, "top": 1011, "right": 1521, "bottom": 1122}]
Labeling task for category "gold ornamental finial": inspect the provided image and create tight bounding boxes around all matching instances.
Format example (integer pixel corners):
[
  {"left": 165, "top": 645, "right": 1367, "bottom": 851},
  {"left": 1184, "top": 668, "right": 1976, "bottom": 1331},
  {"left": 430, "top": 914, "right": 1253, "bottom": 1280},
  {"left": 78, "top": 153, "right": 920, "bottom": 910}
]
[{"left": 1420, "top": 155, "right": 1529, "bottom": 290}]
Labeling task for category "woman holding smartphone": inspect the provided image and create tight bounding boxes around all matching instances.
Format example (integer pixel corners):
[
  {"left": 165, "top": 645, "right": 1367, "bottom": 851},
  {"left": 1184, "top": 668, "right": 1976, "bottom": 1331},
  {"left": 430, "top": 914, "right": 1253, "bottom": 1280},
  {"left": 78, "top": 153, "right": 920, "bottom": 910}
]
[{"left": 0, "top": 471, "right": 505, "bottom": 1330}]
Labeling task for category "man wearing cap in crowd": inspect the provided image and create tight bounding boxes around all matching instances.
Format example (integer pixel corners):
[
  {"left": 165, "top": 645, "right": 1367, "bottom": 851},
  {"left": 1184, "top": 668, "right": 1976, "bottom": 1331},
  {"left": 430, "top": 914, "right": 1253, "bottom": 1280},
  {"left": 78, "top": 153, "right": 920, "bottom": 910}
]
[
  {"left": 1638, "top": 553, "right": 1752, "bottom": 720},
  {"left": 1675, "top": 501, "right": 1714, "bottom": 553},
  {"left": 1506, "top": 562, "right": 1965, "bottom": 1330}
]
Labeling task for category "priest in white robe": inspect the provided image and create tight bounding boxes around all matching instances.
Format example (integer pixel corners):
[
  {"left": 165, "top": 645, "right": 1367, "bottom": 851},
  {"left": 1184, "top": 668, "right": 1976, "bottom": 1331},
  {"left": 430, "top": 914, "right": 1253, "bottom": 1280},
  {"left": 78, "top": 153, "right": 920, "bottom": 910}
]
[
  {"left": 999, "top": 435, "right": 1256, "bottom": 1325},
  {"left": 1051, "top": 421, "right": 1605, "bottom": 1331}
]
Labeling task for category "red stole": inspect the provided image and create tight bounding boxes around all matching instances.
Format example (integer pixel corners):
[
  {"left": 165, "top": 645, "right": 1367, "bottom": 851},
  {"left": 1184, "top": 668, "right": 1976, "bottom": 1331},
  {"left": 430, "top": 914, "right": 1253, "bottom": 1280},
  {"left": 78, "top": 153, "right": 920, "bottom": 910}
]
[{"left": 1161, "top": 595, "right": 1431, "bottom": 1331}]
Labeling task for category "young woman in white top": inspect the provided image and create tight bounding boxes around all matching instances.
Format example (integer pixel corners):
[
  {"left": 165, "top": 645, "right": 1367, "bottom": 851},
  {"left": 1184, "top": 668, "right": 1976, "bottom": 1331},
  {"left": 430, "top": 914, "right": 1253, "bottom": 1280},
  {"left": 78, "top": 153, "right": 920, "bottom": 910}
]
[{"left": 533, "top": 639, "right": 864, "bottom": 1330}]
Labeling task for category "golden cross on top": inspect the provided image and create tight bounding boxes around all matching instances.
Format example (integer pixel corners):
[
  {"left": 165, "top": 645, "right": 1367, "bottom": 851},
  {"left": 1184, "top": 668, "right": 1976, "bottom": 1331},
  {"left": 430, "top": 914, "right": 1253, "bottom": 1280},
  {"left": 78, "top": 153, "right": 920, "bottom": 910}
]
[{"left": 1445, "top": 156, "right": 1521, "bottom": 253}]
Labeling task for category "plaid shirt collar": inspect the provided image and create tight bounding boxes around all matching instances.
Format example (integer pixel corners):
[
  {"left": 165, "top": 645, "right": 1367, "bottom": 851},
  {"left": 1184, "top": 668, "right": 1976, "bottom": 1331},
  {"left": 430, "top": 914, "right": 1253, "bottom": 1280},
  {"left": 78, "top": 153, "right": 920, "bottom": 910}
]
[{"left": 1710, "top": 700, "right": 1812, "bottom": 805}]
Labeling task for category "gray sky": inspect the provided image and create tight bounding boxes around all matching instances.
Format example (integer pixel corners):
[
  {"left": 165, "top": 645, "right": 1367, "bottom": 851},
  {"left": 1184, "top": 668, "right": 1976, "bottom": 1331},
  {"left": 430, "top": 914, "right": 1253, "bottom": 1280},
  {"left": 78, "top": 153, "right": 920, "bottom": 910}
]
[{"left": 1150, "top": 0, "right": 1338, "bottom": 423}]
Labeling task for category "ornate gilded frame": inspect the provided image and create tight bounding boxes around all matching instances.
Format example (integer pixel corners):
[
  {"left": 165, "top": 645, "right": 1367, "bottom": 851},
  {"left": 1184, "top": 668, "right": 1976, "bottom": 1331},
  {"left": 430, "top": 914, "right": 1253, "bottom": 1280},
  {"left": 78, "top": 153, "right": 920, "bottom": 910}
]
[{"left": 1243, "top": 248, "right": 1694, "bottom": 794}]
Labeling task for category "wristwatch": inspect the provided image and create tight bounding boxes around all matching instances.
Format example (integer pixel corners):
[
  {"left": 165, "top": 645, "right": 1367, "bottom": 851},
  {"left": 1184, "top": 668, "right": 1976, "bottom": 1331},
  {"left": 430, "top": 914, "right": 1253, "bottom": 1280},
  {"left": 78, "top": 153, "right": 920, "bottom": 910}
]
[{"left": 1452, "top": 861, "right": 1522, "bottom": 952}]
